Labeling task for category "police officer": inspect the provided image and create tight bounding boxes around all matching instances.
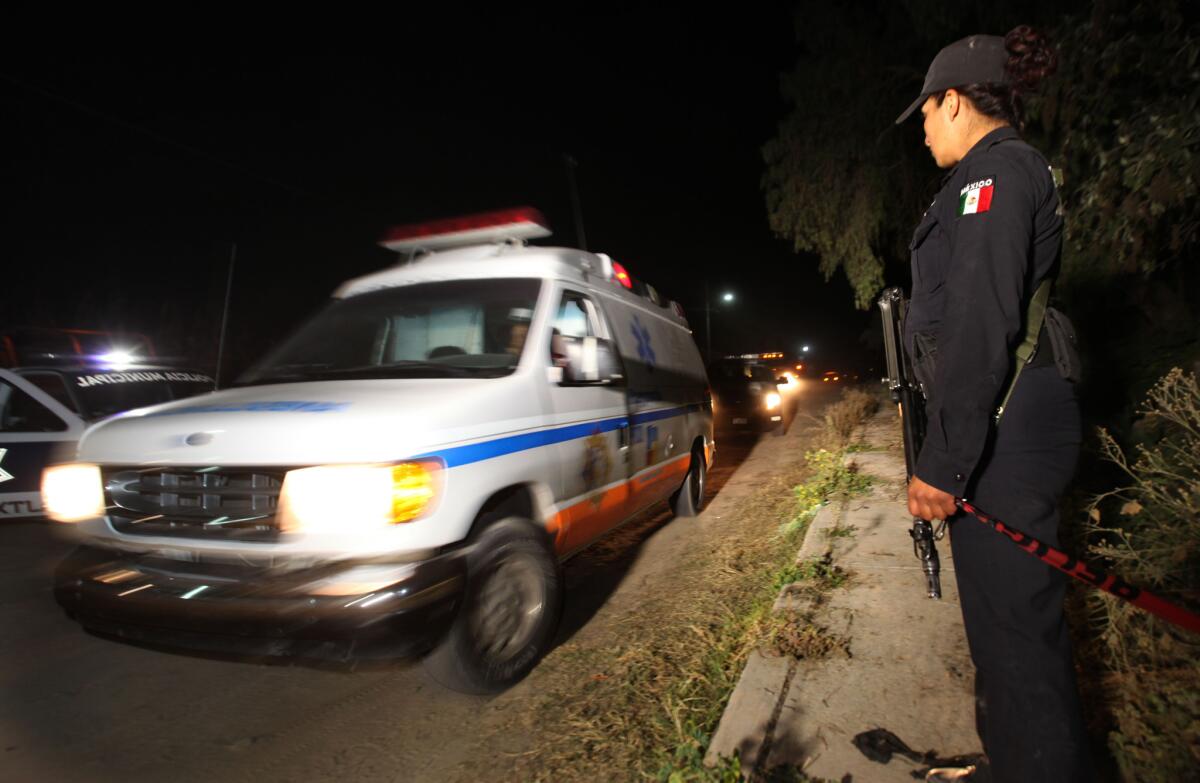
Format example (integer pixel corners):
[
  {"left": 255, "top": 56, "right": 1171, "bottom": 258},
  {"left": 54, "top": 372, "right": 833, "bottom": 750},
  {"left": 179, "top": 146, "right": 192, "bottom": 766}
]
[{"left": 895, "top": 27, "right": 1092, "bottom": 782}]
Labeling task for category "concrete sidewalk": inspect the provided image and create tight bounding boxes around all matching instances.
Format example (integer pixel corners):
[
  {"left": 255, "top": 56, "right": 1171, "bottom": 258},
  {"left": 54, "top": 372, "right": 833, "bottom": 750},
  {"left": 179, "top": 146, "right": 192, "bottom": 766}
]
[{"left": 706, "top": 411, "right": 981, "bottom": 781}]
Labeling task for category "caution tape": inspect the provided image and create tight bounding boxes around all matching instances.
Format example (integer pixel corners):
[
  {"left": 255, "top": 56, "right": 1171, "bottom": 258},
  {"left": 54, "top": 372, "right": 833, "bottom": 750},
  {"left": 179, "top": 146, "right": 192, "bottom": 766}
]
[{"left": 957, "top": 500, "right": 1200, "bottom": 635}]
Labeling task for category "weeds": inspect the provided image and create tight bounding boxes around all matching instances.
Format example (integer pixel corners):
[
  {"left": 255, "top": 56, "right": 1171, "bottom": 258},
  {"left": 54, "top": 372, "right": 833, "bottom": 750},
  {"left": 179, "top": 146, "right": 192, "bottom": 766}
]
[
  {"left": 769, "top": 612, "right": 851, "bottom": 660},
  {"left": 822, "top": 523, "right": 856, "bottom": 540},
  {"left": 1081, "top": 368, "right": 1200, "bottom": 780},
  {"left": 821, "top": 387, "right": 880, "bottom": 450},
  {"left": 776, "top": 555, "right": 849, "bottom": 592},
  {"left": 784, "top": 450, "right": 872, "bottom": 536}
]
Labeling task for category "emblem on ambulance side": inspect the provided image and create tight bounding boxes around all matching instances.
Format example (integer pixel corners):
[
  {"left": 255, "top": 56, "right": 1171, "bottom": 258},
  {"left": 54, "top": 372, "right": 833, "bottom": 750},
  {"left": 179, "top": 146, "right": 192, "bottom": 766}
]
[
  {"left": 581, "top": 430, "right": 612, "bottom": 506},
  {"left": 645, "top": 424, "right": 660, "bottom": 467},
  {"left": 631, "top": 316, "right": 656, "bottom": 372}
]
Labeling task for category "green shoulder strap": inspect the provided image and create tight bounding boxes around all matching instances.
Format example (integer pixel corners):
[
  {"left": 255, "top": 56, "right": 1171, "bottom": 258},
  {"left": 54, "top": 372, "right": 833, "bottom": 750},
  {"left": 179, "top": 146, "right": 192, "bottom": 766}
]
[{"left": 994, "top": 277, "right": 1052, "bottom": 423}]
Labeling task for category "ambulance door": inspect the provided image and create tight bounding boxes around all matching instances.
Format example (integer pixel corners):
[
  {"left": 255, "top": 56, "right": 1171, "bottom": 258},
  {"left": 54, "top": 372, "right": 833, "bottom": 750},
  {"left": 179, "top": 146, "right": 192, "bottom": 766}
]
[
  {"left": 0, "top": 369, "right": 84, "bottom": 520},
  {"left": 544, "top": 289, "right": 631, "bottom": 554},
  {"left": 603, "top": 300, "right": 693, "bottom": 513}
]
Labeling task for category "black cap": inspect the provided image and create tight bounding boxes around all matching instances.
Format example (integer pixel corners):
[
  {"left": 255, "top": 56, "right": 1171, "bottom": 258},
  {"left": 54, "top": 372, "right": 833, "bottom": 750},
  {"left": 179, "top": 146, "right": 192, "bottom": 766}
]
[{"left": 895, "top": 35, "right": 1009, "bottom": 124}]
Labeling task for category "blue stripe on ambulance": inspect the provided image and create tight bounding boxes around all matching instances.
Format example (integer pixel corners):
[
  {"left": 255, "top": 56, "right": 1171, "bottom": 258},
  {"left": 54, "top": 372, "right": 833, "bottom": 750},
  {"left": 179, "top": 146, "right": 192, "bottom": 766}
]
[{"left": 417, "top": 403, "right": 704, "bottom": 469}]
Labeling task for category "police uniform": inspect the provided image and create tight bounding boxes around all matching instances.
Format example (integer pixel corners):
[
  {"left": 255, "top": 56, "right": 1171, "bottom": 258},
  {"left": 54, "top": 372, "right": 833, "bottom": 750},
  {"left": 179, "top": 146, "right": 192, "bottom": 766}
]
[{"left": 905, "top": 126, "right": 1092, "bottom": 782}]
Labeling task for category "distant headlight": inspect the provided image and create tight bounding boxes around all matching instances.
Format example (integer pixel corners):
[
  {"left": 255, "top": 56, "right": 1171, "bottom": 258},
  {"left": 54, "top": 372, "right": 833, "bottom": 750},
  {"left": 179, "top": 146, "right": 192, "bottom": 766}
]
[
  {"left": 277, "top": 461, "right": 442, "bottom": 535},
  {"left": 42, "top": 464, "right": 105, "bottom": 523},
  {"left": 765, "top": 392, "right": 782, "bottom": 411}
]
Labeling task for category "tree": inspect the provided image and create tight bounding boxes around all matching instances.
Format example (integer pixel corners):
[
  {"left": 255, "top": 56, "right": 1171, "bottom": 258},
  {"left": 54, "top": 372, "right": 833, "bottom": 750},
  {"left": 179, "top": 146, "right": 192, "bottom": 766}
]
[{"left": 762, "top": 4, "right": 931, "bottom": 310}]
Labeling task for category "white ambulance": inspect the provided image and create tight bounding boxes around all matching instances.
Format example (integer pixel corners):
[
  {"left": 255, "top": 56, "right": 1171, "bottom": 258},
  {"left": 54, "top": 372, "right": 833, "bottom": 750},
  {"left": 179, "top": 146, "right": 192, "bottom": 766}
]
[{"left": 44, "top": 208, "right": 714, "bottom": 692}]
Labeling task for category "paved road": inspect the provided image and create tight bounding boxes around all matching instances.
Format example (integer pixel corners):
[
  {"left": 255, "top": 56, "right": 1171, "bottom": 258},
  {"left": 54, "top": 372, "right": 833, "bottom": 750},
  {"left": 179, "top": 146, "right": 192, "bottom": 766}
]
[{"left": 0, "top": 381, "right": 832, "bottom": 782}]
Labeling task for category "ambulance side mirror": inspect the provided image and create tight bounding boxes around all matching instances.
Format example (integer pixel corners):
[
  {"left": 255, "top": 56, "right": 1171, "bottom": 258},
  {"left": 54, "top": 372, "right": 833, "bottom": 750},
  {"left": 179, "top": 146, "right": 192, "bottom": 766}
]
[{"left": 561, "top": 336, "right": 624, "bottom": 386}]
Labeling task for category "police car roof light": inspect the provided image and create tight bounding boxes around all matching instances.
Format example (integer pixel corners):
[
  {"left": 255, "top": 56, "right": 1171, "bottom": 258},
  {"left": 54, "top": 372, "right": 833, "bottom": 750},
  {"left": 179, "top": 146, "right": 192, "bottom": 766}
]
[{"left": 379, "top": 207, "right": 552, "bottom": 253}]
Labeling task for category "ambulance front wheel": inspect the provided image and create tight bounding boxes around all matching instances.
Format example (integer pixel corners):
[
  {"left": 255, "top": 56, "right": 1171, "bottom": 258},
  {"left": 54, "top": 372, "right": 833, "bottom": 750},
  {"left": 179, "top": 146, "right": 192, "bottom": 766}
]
[
  {"left": 423, "top": 517, "right": 562, "bottom": 694},
  {"left": 670, "top": 448, "right": 707, "bottom": 518}
]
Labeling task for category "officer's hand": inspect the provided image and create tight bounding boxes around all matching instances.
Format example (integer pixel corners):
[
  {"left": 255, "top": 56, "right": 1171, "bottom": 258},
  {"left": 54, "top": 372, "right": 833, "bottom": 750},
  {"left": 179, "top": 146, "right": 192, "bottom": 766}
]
[{"left": 908, "top": 476, "right": 958, "bottom": 521}]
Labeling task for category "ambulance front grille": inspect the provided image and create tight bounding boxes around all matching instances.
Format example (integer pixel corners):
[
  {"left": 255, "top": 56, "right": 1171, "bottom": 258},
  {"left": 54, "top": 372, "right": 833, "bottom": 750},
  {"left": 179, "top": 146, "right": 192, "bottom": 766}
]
[{"left": 103, "top": 467, "right": 287, "bottom": 542}]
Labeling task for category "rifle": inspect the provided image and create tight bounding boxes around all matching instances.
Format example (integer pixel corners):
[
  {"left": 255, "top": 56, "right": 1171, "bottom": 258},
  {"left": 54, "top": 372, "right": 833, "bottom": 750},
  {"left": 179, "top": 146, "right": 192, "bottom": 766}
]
[{"left": 878, "top": 288, "right": 942, "bottom": 599}]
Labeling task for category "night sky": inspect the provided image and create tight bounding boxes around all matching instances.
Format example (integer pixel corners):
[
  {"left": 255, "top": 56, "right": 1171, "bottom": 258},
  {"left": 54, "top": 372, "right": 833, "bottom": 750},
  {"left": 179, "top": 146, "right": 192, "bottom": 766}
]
[{"left": 4, "top": 8, "right": 876, "bottom": 378}]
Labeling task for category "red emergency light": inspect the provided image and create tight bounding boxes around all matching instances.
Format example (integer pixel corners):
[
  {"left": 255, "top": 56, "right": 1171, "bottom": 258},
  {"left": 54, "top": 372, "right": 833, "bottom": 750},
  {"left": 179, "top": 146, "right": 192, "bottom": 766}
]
[
  {"left": 611, "top": 261, "right": 633, "bottom": 289},
  {"left": 380, "top": 207, "right": 552, "bottom": 252}
]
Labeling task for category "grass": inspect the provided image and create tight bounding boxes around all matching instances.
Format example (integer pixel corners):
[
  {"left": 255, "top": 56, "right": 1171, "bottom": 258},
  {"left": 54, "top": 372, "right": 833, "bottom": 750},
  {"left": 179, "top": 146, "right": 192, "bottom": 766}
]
[
  {"left": 783, "top": 449, "right": 873, "bottom": 537},
  {"left": 496, "top": 398, "right": 883, "bottom": 783},
  {"left": 820, "top": 388, "right": 880, "bottom": 451},
  {"left": 497, "top": 389, "right": 882, "bottom": 782},
  {"left": 507, "top": 462, "right": 814, "bottom": 782}
]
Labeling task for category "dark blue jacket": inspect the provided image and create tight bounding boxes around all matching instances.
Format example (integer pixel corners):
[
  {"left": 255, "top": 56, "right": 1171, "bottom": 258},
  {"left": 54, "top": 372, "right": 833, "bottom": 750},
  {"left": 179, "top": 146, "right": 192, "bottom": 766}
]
[{"left": 905, "top": 126, "right": 1063, "bottom": 496}]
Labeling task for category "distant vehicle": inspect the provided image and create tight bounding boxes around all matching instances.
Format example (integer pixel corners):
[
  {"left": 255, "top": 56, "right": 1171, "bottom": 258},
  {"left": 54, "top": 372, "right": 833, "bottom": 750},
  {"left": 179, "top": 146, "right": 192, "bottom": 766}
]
[
  {"left": 0, "top": 365, "right": 214, "bottom": 520},
  {"left": 708, "top": 357, "right": 788, "bottom": 433},
  {"left": 821, "top": 370, "right": 842, "bottom": 383}
]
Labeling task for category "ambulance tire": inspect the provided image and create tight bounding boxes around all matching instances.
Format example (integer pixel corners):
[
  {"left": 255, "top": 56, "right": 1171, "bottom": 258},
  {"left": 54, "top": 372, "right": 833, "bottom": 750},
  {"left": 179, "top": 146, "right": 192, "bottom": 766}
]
[
  {"left": 424, "top": 517, "right": 562, "bottom": 694},
  {"left": 670, "top": 448, "right": 706, "bottom": 518}
]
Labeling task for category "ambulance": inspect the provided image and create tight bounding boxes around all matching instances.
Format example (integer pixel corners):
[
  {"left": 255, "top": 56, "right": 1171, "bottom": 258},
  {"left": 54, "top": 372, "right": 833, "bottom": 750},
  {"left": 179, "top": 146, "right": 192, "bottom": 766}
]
[{"left": 44, "top": 208, "right": 714, "bottom": 692}]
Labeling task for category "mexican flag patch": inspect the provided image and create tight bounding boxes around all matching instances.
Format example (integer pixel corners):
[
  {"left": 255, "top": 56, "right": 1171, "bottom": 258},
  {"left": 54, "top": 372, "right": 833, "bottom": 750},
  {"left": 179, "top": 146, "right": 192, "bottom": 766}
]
[{"left": 959, "top": 178, "right": 995, "bottom": 216}]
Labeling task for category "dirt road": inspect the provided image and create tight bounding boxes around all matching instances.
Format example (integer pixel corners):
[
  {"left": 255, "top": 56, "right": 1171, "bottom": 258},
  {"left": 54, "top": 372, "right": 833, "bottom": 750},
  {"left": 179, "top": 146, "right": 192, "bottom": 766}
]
[{"left": 0, "top": 383, "right": 837, "bottom": 782}]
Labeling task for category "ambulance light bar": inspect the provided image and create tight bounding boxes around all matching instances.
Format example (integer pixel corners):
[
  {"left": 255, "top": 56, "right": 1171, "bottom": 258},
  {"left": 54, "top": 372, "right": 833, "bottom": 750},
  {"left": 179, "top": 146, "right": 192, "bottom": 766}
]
[
  {"left": 593, "top": 253, "right": 686, "bottom": 323},
  {"left": 380, "top": 207, "right": 551, "bottom": 253},
  {"left": 611, "top": 261, "right": 634, "bottom": 290}
]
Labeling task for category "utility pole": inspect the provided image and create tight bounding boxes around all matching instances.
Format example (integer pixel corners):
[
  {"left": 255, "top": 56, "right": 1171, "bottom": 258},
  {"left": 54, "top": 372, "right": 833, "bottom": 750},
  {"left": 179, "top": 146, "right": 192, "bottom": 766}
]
[
  {"left": 704, "top": 279, "right": 712, "bottom": 363},
  {"left": 564, "top": 154, "right": 587, "bottom": 251}
]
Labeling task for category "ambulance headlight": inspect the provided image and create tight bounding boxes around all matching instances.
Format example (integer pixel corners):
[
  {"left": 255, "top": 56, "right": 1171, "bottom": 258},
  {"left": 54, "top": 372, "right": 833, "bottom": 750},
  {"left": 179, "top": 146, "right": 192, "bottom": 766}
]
[
  {"left": 277, "top": 461, "right": 442, "bottom": 534},
  {"left": 765, "top": 392, "right": 782, "bottom": 411},
  {"left": 42, "top": 464, "right": 106, "bottom": 523}
]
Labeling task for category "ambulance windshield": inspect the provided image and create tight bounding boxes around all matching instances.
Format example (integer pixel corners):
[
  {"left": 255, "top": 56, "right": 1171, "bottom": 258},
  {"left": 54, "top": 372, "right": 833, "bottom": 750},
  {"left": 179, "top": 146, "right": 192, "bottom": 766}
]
[{"left": 237, "top": 278, "right": 542, "bottom": 386}]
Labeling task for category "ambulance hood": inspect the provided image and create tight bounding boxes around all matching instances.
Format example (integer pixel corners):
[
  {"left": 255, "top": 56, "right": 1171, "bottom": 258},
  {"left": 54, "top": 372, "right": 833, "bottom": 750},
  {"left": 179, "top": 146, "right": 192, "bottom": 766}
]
[{"left": 76, "top": 378, "right": 534, "bottom": 466}]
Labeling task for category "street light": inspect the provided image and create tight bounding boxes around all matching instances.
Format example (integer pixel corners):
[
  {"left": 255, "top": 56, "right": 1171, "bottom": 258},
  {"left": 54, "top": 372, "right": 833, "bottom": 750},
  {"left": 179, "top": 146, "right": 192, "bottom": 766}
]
[{"left": 703, "top": 283, "right": 735, "bottom": 362}]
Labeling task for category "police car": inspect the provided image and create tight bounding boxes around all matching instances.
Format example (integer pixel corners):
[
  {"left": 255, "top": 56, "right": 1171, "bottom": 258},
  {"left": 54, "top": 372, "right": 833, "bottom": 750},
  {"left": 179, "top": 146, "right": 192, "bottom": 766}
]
[
  {"left": 0, "top": 365, "right": 214, "bottom": 520},
  {"left": 44, "top": 208, "right": 715, "bottom": 692}
]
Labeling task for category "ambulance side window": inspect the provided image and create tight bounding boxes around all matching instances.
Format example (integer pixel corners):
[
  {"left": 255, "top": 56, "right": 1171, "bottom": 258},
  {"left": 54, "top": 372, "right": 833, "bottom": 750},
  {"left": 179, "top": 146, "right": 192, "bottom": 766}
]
[
  {"left": 0, "top": 379, "right": 69, "bottom": 433},
  {"left": 555, "top": 295, "right": 594, "bottom": 338},
  {"left": 551, "top": 292, "right": 624, "bottom": 383}
]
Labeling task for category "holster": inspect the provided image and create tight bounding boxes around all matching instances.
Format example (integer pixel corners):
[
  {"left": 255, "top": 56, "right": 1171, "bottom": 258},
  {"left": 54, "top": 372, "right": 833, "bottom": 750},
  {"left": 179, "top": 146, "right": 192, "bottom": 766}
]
[{"left": 1043, "top": 307, "right": 1082, "bottom": 383}]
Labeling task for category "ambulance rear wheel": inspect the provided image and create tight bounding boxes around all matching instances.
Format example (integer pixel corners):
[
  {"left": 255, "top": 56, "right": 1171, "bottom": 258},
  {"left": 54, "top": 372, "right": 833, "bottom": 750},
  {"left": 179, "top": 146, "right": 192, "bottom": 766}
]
[
  {"left": 670, "top": 448, "right": 706, "bottom": 518},
  {"left": 424, "top": 517, "right": 561, "bottom": 694}
]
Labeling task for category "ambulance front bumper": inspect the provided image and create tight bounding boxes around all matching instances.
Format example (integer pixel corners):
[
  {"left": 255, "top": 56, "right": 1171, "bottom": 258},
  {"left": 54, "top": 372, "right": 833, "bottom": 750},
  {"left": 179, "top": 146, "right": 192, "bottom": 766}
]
[{"left": 54, "top": 544, "right": 466, "bottom": 661}]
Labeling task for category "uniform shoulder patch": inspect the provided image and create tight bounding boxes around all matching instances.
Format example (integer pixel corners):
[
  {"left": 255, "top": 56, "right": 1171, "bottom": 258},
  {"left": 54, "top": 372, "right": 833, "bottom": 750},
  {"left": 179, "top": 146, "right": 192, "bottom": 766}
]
[{"left": 958, "top": 177, "right": 995, "bottom": 216}]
